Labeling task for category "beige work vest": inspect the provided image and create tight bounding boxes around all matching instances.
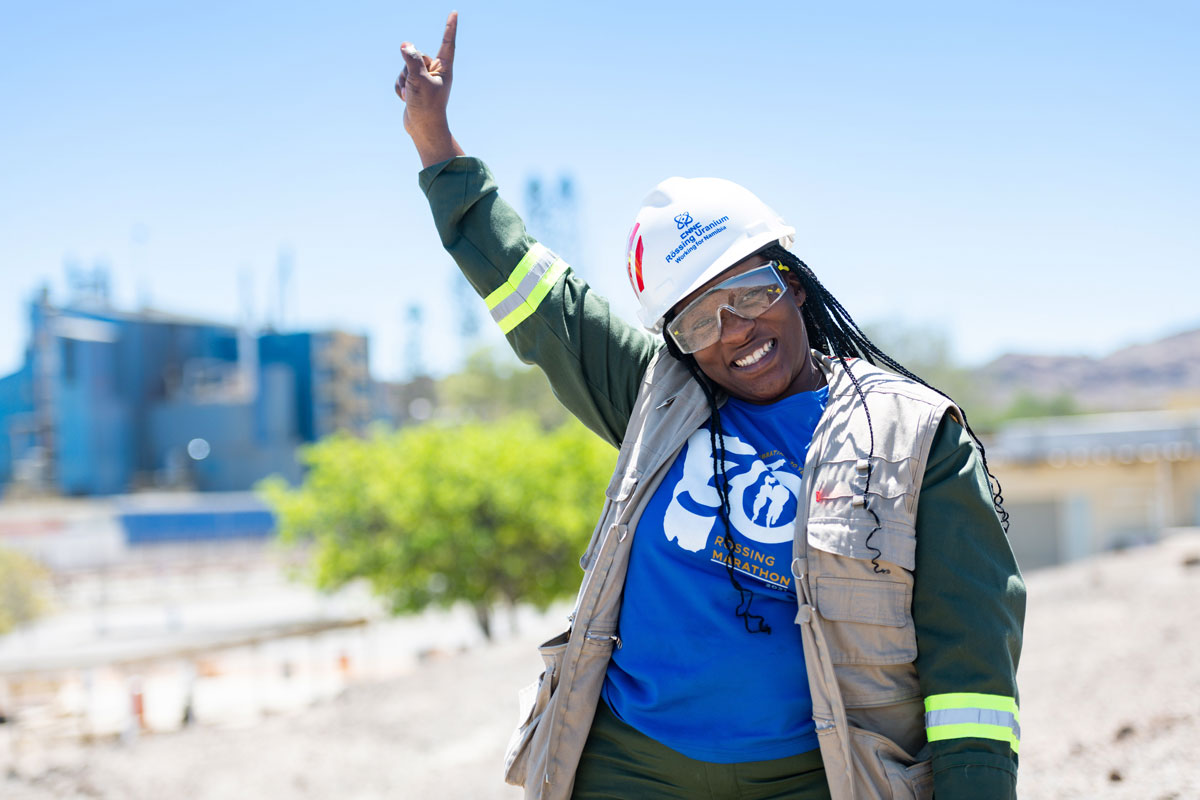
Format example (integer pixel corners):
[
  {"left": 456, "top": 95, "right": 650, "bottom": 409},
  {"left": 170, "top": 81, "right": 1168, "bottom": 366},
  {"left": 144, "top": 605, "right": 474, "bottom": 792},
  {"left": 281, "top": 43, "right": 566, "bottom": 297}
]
[{"left": 505, "top": 351, "right": 959, "bottom": 800}]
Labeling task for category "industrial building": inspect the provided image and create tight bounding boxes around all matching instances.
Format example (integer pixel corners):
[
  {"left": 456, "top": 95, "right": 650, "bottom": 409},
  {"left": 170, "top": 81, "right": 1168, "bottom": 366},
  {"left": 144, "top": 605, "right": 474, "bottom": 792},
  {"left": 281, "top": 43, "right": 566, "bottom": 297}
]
[
  {"left": 990, "top": 409, "right": 1200, "bottom": 570},
  {"left": 0, "top": 285, "right": 372, "bottom": 497}
]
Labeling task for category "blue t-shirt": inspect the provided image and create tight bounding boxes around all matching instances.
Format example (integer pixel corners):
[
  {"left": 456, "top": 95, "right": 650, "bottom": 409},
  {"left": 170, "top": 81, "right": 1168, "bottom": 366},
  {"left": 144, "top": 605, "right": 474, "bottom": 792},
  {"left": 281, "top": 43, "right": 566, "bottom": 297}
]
[{"left": 602, "top": 385, "right": 829, "bottom": 763}]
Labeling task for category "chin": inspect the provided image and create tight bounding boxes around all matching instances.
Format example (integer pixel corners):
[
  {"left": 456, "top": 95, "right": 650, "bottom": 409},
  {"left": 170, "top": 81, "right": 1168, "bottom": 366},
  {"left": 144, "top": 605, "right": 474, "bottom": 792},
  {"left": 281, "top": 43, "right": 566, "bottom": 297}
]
[{"left": 718, "top": 373, "right": 792, "bottom": 405}]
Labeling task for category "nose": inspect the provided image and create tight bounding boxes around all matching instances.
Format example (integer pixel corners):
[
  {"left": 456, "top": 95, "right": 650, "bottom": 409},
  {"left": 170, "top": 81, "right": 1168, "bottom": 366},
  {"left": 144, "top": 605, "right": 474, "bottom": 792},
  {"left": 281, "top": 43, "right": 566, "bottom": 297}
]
[{"left": 717, "top": 306, "right": 755, "bottom": 343}]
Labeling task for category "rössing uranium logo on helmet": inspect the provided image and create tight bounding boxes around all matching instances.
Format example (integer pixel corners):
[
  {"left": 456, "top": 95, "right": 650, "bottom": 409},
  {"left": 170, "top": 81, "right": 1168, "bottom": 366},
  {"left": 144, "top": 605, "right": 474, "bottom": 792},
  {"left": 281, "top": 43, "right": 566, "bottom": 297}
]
[{"left": 665, "top": 212, "right": 732, "bottom": 265}]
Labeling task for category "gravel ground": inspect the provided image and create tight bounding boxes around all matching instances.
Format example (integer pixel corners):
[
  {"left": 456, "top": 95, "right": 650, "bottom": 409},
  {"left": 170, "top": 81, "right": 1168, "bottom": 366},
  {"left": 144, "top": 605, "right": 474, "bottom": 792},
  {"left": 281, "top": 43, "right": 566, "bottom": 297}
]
[
  {"left": 1015, "top": 532, "right": 1200, "bottom": 799},
  {"left": 5, "top": 533, "right": 1199, "bottom": 799}
]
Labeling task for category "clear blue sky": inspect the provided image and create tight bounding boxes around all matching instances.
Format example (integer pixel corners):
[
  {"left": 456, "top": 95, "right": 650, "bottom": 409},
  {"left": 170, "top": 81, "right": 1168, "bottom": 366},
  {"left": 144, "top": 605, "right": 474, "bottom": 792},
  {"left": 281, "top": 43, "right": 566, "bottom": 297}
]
[{"left": 2, "top": 1, "right": 1196, "bottom": 380}]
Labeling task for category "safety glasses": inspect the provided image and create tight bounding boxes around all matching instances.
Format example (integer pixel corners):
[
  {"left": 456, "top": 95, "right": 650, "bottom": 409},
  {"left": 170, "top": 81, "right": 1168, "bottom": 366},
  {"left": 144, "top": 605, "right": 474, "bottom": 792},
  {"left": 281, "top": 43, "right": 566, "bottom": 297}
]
[{"left": 666, "top": 262, "right": 789, "bottom": 354}]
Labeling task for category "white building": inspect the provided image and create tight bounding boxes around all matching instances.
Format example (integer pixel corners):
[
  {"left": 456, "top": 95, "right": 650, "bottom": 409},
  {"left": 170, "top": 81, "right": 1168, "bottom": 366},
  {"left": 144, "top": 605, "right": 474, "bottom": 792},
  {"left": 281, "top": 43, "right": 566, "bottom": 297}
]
[{"left": 990, "top": 409, "right": 1200, "bottom": 570}]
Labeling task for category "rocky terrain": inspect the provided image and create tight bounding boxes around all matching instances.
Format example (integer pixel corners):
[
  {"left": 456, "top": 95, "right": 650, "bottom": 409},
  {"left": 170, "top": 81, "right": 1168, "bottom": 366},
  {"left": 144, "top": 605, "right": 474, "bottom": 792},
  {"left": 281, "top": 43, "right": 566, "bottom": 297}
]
[
  {"left": 977, "top": 327, "right": 1200, "bottom": 412},
  {"left": 5, "top": 533, "right": 1199, "bottom": 799}
]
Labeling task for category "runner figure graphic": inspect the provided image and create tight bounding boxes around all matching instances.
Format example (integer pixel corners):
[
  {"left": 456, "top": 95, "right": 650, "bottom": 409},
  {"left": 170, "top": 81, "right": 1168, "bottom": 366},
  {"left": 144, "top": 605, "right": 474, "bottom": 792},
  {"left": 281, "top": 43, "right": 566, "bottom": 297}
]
[{"left": 752, "top": 475, "right": 791, "bottom": 527}]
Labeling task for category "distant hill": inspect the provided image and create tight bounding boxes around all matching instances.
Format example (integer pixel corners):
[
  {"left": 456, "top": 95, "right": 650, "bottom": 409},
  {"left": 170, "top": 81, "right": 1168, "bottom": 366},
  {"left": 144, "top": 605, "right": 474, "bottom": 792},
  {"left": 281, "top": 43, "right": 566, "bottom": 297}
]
[{"left": 975, "top": 327, "right": 1200, "bottom": 412}]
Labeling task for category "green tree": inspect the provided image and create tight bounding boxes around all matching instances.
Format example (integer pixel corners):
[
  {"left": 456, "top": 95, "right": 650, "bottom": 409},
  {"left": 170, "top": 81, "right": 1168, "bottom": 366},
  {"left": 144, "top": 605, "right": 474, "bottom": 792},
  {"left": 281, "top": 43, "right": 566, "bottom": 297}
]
[
  {"left": 0, "top": 547, "right": 49, "bottom": 634},
  {"left": 861, "top": 320, "right": 975, "bottom": 404},
  {"left": 859, "top": 321, "right": 1082, "bottom": 432},
  {"left": 974, "top": 390, "right": 1082, "bottom": 431},
  {"left": 436, "top": 347, "right": 570, "bottom": 429},
  {"left": 262, "top": 415, "right": 615, "bottom": 639}
]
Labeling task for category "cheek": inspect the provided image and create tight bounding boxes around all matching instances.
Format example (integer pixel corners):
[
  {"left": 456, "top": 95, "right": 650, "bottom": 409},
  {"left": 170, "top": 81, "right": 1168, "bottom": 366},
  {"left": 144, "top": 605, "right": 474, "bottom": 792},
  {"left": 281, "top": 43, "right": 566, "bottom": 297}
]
[
  {"left": 778, "top": 306, "right": 809, "bottom": 341},
  {"left": 692, "top": 350, "right": 725, "bottom": 378}
]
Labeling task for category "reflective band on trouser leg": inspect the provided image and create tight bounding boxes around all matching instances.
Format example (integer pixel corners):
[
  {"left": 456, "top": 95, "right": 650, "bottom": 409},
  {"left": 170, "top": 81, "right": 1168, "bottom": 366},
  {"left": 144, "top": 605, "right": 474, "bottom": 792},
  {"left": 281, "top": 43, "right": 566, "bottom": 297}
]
[
  {"left": 485, "top": 243, "right": 569, "bottom": 334},
  {"left": 924, "top": 693, "right": 1020, "bottom": 753}
]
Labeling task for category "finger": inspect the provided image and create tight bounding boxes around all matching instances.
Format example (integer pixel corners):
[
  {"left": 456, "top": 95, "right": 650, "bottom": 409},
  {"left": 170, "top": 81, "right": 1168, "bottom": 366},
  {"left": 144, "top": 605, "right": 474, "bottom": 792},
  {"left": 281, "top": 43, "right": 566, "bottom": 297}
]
[
  {"left": 400, "top": 42, "right": 429, "bottom": 77},
  {"left": 436, "top": 11, "right": 457, "bottom": 70},
  {"left": 395, "top": 65, "right": 410, "bottom": 99}
]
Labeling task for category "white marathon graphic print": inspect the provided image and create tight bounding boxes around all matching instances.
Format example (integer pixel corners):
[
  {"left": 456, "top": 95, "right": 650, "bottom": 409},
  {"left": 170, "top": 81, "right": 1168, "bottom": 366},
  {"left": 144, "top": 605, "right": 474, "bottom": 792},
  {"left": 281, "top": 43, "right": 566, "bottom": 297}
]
[{"left": 663, "top": 428, "right": 801, "bottom": 592}]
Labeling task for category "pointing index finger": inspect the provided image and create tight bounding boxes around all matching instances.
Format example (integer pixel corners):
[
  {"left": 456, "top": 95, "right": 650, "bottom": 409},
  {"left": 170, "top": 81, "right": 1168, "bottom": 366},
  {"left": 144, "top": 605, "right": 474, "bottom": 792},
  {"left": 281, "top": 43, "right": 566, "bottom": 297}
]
[{"left": 436, "top": 11, "right": 458, "bottom": 69}]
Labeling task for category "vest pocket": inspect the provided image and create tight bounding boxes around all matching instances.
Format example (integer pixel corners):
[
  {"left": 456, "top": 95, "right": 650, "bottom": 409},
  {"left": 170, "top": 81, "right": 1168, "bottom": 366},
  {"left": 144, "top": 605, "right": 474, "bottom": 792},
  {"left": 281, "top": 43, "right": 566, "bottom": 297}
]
[
  {"left": 886, "top": 757, "right": 933, "bottom": 800},
  {"left": 843, "top": 725, "right": 932, "bottom": 800},
  {"left": 503, "top": 630, "right": 569, "bottom": 787},
  {"left": 502, "top": 626, "right": 620, "bottom": 790},
  {"left": 811, "top": 456, "right": 915, "bottom": 502},
  {"left": 814, "top": 576, "right": 917, "bottom": 666},
  {"left": 807, "top": 517, "right": 917, "bottom": 573}
]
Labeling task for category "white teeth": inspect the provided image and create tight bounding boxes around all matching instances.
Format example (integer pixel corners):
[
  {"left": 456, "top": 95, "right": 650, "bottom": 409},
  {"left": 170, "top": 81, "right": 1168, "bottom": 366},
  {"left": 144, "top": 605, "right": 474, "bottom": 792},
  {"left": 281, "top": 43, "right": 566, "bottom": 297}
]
[{"left": 734, "top": 340, "right": 775, "bottom": 368}]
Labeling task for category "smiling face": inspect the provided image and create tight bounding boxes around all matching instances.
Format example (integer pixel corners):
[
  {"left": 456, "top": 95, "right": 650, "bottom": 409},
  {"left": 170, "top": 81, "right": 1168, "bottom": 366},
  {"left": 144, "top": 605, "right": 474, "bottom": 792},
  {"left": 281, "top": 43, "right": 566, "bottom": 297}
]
[{"left": 672, "top": 253, "right": 825, "bottom": 404}]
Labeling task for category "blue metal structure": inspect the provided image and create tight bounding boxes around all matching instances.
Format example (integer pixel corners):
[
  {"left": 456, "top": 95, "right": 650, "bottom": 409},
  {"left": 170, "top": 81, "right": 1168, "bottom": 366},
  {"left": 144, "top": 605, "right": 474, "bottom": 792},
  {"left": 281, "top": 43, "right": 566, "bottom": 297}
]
[
  {"left": 120, "top": 504, "right": 276, "bottom": 545},
  {"left": 0, "top": 357, "right": 35, "bottom": 486},
  {"left": 0, "top": 291, "right": 372, "bottom": 496}
]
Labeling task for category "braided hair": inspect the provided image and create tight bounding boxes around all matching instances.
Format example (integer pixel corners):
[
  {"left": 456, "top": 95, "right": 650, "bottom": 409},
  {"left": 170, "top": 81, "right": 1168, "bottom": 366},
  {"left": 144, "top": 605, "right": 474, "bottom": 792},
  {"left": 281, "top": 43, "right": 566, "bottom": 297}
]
[{"left": 664, "top": 245, "right": 1010, "bottom": 634}]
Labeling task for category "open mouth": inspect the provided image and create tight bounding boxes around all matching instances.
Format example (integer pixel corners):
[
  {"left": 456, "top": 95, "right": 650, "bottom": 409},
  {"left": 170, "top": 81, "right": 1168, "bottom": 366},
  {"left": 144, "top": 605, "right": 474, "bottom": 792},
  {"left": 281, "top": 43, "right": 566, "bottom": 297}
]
[{"left": 733, "top": 339, "right": 775, "bottom": 368}]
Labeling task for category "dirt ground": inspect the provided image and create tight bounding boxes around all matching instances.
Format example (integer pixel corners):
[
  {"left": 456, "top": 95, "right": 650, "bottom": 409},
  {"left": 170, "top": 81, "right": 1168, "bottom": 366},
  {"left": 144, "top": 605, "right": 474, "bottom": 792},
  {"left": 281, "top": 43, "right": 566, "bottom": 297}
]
[{"left": 5, "top": 533, "right": 1198, "bottom": 799}]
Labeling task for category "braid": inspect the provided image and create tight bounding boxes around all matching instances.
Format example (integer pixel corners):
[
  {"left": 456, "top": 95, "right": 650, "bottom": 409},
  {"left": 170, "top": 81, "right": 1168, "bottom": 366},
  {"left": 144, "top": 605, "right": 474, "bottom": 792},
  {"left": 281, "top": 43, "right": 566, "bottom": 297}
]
[
  {"left": 661, "top": 245, "right": 1009, "bottom": 632},
  {"left": 762, "top": 244, "right": 1011, "bottom": 535},
  {"left": 665, "top": 335, "right": 771, "bottom": 634}
]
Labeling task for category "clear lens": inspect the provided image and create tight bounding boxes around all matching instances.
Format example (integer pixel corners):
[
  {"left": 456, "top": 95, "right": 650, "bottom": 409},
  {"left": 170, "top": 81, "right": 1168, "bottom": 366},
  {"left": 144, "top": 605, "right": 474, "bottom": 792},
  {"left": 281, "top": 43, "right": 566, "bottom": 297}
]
[{"left": 667, "top": 263, "right": 787, "bottom": 354}]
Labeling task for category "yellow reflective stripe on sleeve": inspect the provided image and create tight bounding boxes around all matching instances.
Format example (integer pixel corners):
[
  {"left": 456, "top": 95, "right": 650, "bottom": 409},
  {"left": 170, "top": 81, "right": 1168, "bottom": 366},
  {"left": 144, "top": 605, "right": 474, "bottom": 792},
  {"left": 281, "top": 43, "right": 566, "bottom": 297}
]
[
  {"left": 485, "top": 244, "right": 545, "bottom": 312},
  {"left": 496, "top": 259, "right": 568, "bottom": 334},
  {"left": 925, "top": 723, "right": 1020, "bottom": 753},
  {"left": 485, "top": 243, "right": 568, "bottom": 334},
  {"left": 925, "top": 693, "right": 1018, "bottom": 715},
  {"left": 925, "top": 693, "right": 1020, "bottom": 753}
]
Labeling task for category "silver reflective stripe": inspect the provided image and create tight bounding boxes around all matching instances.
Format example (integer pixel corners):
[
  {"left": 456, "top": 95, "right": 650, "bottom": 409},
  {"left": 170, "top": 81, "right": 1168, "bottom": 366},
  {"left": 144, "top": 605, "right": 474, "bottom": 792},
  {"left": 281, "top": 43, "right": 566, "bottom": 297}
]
[
  {"left": 925, "top": 708, "right": 1022, "bottom": 740},
  {"left": 488, "top": 245, "right": 559, "bottom": 324}
]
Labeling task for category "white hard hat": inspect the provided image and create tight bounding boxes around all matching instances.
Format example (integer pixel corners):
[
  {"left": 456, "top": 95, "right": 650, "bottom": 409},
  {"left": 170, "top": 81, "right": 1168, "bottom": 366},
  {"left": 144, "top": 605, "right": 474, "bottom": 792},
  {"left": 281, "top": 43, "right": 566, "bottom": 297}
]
[{"left": 625, "top": 176, "right": 795, "bottom": 333}]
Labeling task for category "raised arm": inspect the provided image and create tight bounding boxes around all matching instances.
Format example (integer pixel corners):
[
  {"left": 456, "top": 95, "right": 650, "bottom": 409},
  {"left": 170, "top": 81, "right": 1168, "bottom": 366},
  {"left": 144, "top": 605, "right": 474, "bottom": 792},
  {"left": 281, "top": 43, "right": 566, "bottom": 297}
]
[{"left": 395, "top": 14, "right": 658, "bottom": 445}]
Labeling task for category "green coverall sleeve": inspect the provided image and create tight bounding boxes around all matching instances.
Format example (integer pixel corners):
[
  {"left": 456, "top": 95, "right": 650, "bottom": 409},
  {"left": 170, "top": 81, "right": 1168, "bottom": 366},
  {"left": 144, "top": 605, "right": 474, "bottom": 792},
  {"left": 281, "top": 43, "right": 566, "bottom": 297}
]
[
  {"left": 913, "top": 417, "right": 1026, "bottom": 799},
  {"left": 419, "top": 156, "right": 658, "bottom": 447}
]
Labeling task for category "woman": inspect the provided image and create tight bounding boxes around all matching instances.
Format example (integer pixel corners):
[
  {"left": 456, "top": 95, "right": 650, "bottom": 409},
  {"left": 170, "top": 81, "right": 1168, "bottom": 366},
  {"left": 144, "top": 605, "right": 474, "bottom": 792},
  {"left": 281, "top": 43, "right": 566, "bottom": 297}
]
[{"left": 397, "top": 14, "right": 1024, "bottom": 800}]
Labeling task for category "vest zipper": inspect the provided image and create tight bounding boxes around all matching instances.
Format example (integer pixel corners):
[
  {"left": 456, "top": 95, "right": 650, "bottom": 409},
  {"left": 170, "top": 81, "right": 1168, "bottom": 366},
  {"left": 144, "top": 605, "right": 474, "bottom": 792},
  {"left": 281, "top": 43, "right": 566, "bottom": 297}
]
[{"left": 584, "top": 631, "right": 622, "bottom": 649}]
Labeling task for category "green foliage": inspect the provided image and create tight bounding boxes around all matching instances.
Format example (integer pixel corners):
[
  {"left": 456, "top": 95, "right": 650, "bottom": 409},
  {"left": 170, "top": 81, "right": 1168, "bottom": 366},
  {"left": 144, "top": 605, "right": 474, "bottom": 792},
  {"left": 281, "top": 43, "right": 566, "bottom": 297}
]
[
  {"left": 262, "top": 414, "right": 615, "bottom": 638},
  {"left": 386, "top": 347, "right": 567, "bottom": 430},
  {"left": 435, "top": 348, "right": 570, "bottom": 429},
  {"left": 861, "top": 320, "right": 976, "bottom": 405},
  {"left": 861, "top": 320, "right": 1081, "bottom": 432},
  {"left": 1000, "top": 391, "right": 1080, "bottom": 420},
  {"left": 0, "top": 547, "right": 49, "bottom": 634},
  {"left": 970, "top": 391, "right": 1082, "bottom": 432}
]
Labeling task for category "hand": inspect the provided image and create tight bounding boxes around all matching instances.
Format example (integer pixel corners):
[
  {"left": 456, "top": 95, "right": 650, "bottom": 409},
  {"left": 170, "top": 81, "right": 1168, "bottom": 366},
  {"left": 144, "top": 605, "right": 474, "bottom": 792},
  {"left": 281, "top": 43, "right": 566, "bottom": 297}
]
[{"left": 396, "top": 11, "right": 463, "bottom": 167}]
